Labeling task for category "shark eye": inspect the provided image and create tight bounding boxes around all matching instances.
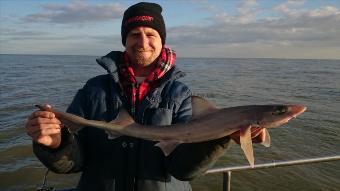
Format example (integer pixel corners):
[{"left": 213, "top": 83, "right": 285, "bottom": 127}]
[{"left": 272, "top": 106, "right": 287, "bottom": 115}]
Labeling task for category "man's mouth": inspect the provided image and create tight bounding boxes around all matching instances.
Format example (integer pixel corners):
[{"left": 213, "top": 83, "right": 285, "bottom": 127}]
[{"left": 136, "top": 48, "right": 152, "bottom": 52}]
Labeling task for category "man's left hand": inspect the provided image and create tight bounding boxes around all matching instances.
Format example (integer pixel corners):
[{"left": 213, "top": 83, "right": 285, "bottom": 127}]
[{"left": 230, "top": 127, "right": 265, "bottom": 145}]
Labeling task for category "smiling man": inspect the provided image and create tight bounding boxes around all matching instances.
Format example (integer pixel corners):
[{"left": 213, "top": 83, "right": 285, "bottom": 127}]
[
  {"left": 125, "top": 27, "right": 163, "bottom": 75},
  {"left": 26, "top": 2, "right": 264, "bottom": 191}
]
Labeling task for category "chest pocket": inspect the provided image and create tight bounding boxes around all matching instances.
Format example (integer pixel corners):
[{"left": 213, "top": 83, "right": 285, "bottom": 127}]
[{"left": 145, "top": 108, "right": 173, "bottom": 126}]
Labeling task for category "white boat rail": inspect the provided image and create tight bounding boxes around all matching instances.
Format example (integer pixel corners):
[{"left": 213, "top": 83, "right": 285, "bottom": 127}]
[{"left": 205, "top": 155, "right": 340, "bottom": 191}]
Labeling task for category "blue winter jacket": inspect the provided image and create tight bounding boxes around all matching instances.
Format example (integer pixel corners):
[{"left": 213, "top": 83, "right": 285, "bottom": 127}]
[{"left": 33, "top": 51, "right": 231, "bottom": 191}]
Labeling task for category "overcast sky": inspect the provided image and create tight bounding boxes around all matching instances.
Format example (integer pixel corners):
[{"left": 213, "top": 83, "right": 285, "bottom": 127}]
[{"left": 1, "top": 0, "right": 340, "bottom": 59}]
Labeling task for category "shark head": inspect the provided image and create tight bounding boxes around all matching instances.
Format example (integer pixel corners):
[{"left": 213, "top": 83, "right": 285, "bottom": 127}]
[
  {"left": 257, "top": 105, "right": 306, "bottom": 128},
  {"left": 238, "top": 104, "right": 306, "bottom": 167}
]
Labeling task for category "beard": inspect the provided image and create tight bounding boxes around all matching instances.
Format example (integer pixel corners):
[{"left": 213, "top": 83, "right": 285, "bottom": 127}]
[
  {"left": 135, "top": 53, "right": 153, "bottom": 66},
  {"left": 133, "top": 48, "right": 157, "bottom": 66}
]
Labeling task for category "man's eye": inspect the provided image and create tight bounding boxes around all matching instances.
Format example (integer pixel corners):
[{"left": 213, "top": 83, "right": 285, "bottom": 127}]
[{"left": 128, "top": 32, "right": 139, "bottom": 37}]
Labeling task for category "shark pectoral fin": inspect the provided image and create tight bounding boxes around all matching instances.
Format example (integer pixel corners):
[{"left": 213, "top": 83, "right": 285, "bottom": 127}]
[
  {"left": 261, "top": 128, "right": 271, "bottom": 147},
  {"left": 240, "top": 126, "right": 255, "bottom": 168},
  {"left": 155, "top": 141, "right": 180, "bottom": 156},
  {"left": 105, "top": 130, "right": 121, "bottom": 140}
]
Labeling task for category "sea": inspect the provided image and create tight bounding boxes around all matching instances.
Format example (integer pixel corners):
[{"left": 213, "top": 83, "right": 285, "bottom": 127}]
[{"left": 0, "top": 54, "right": 339, "bottom": 191}]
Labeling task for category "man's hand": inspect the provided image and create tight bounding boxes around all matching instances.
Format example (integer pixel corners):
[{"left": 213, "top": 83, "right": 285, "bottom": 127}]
[
  {"left": 230, "top": 127, "right": 266, "bottom": 145},
  {"left": 25, "top": 105, "right": 62, "bottom": 149}
]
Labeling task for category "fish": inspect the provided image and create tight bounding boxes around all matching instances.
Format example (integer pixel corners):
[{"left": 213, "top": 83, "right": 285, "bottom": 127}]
[{"left": 36, "top": 96, "right": 306, "bottom": 167}]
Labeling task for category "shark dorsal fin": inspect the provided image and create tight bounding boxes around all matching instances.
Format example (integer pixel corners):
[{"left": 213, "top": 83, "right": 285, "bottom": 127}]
[
  {"left": 191, "top": 96, "right": 219, "bottom": 118},
  {"left": 106, "top": 108, "right": 134, "bottom": 139},
  {"left": 111, "top": 108, "right": 134, "bottom": 127}
]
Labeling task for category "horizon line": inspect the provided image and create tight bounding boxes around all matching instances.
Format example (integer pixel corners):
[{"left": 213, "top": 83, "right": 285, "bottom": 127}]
[{"left": 1, "top": 53, "right": 339, "bottom": 61}]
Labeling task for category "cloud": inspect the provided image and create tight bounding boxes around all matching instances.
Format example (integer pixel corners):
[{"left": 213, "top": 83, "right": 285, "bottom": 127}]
[
  {"left": 22, "top": 1, "right": 124, "bottom": 24},
  {"left": 190, "top": 0, "right": 222, "bottom": 13},
  {"left": 166, "top": 1, "right": 340, "bottom": 59},
  {"left": 168, "top": 2, "right": 340, "bottom": 47},
  {"left": 236, "top": 0, "right": 259, "bottom": 23},
  {"left": 0, "top": 28, "right": 50, "bottom": 44},
  {"left": 308, "top": 6, "right": 339, "bottom": 17},
  {"left": 2, "top": 1, "right": 339, "bottom": 59},
  {"left": 1, "top": 27, "right": 120, "bottom": 44},
  {"left": 1, "top": 29, "right": 48, "bottom": 37},
  {"left": 274, "top": 0, "right": 305, "bottom": 17},
  {"left": 0, "top": 25, "right": 123, "bottom": 55},
  {"left": 206, "top": 0, "right": 260, "bottom": 25}
]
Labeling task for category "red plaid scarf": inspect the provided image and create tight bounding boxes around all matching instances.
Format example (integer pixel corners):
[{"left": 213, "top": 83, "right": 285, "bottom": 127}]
[{"left": 118, "top": 47, "right": 176, "bottom": 117}]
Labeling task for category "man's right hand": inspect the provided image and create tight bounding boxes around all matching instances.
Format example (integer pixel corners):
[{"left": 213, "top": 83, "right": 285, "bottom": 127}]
[{"left": 25, "top": 105, "right": 62, "bottom": 149}]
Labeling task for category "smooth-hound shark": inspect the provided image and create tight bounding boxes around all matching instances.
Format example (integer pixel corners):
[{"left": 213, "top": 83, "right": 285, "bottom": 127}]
[{"left": 36, "top": 96, "right": 306, "bottom": 167}]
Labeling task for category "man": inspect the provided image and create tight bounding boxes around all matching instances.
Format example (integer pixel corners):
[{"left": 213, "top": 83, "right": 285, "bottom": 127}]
[{"left": 26, "top": 2, "right": 265, "bottom": 191}]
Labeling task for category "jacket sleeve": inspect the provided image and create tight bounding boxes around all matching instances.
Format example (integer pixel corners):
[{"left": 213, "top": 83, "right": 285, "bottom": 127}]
[
  {"left": 33, "top": 89, "right": 87, "bottom": 174},
  {"left": 166, "top": 95, "right": 231, "bottom": 181}
]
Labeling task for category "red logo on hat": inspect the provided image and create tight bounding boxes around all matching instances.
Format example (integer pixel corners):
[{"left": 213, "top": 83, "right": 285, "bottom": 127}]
[{"left": 124, "top": 15, "right": 154, "bottom": 26}]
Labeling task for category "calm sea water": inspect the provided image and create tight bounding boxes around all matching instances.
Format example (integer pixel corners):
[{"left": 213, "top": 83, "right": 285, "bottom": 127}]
[{"left": 0, "top": 54, "right": 339, "bottom": 191}]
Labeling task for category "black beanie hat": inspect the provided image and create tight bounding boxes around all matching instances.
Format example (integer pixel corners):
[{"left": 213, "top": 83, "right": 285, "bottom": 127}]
[{"left": 121, "top": 2, "right": 166, "bottom": 46}]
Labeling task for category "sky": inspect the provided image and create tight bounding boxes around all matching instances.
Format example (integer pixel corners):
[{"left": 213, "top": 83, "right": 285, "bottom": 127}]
[{"left": 1, "top": 0, "right": 340, "bottom": 59}]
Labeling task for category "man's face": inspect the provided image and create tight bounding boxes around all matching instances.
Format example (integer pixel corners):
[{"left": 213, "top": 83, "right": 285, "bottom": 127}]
[{"left": 125, "top": 27, "right": 162, "bottom": 67}]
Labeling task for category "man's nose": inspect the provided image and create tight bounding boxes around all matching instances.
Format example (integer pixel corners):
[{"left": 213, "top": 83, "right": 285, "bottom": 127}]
[{"left": 137, "top": 33, "right": 148, "bottom": 47}]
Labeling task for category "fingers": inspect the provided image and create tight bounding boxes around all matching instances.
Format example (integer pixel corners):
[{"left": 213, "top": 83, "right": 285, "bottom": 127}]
[
  {"left": 230, "top": 127, "right": 263, "bottom": 138},
  {"left": 26, "top": 119, "right": 62, "bottom": 148},
  {"left": 250, "top": 127, "right": 263, "bottom": 138},
  {"left": 27, "top": 124, "right": 62, "bottom": 140},
  {"left": 26, "top": 121, "right": 62, "bottom": 142},
  {"left": 27, "top": 116, "right": 61, "bottom": 126},
  {"left": 32, "top": 131, "right": 62, "bottom": 149},
  {"left": 28, "top": 103, "right": 54, "bottom": 120},
  {"left": 25, "top": 105, "right": 63, "bottom": 148},
  {"left": 28, "top": 110, "right": 55, "bottom": 120},
  {"left": 26, "top": 105, "right": 60, "bottom": 128},
  {"left": 34, "top": 135, "right": 60, "bottom": 148},
  {"left": 26, "top": 115, "right": 61, "bottom": 135},
  {"left": 251, "top": 128, "right": 266, "bottom": 143},
  {"left": 27, "top": 123, "right": 61, "bottom": 135},
  {"left": 252, "top": 129, "right": 264, "bottom": 143},
  {"left": 25, "top": 108, "right": 62, "bottom": 140},
  {"left": 230, "top": 126, "right": 265, "bottom": 145}
]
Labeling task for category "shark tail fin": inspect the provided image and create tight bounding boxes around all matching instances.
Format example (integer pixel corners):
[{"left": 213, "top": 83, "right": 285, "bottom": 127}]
[{"left": 240, "top": 126, "right": 255, "bottom": 168}]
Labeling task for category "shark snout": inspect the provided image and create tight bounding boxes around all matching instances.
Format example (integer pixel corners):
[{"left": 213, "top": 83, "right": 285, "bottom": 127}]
[{"left": 289, "top": 105, "right": 307, "bottom": 118}]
